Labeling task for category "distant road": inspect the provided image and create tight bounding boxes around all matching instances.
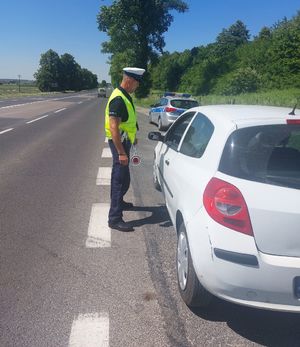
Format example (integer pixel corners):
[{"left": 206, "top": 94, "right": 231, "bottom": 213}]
[
  {"left": 0, "top": 90, "right": 95, "bottom": 108},
  {"left": 0, "top": 91, "right": 96, "bottom": 133}
]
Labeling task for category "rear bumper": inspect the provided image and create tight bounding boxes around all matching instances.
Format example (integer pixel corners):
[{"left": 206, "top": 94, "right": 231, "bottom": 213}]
[
  {"left": 187, "top": 209, "right": 300, "bottom": 312},
  {"left": 162, "top": 113, "right": 180, "bottom": 127}
]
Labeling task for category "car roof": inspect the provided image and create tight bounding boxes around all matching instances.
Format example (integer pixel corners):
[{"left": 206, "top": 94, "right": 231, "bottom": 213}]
[{"left": 190, "top": 104, "right": 300, "bottom": 126}]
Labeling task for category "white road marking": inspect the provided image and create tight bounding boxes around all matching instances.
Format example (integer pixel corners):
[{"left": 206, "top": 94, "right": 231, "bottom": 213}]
[
  {"left": 54, "top": 108, "right": 66, "bottom": 113},
  {"left": 0, "top": 95, "right": 79, "bottom": 110},
  {"left": 69, "top": 312, "right": 109, "bottom": 347},
  {"left": 96, "top": 167, "right": 111, "bottom": 186},
  {"left": 105, "top": 137, "right": 108, "bottom": 143},
  {"left": 77, "top": 101, "right": 83, "bottom": 104},
  {"left": 86, "top": 203, "right": 111, "bottom": 248},
  {"left": 0, "top": 128, "right": 14, "bottom": 134},
  {"left": 101, "top": 148, "right": 112, "bottom": 158},
  {"left": 0, "top": 99, "right": 45, "bottom": 109},
  {"left": 26, "top": 114, "right": 49, "bottom": 124}
]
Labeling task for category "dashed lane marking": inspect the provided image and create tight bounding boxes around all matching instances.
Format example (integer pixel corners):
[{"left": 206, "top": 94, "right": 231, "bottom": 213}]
[
  {"left": 54, "top": 108, "right": 67, "bottom": 113},
  {"left": 0, "top": 95, "right": 79, "bottom": 110},
  {"left": 69, "top": 312, "right": 109, "bottom": 347},
  {"left": 101, "top": 148, "right": 112, "bottom": 158},
  {"left": 26, "top": 114, "right": 49, "bottom": 124},
  {"left": 96, "top": 167, "right": 111, "bottom": 186},
  {"left": 0, "top": 128, "right": 14, "bottom": 134},
  {"left": 86, "top": 203, "right": 111, "bottom": 248}
]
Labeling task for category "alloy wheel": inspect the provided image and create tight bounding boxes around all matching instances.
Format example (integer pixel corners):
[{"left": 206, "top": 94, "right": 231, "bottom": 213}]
[{"left": 177, "top": 231, "right": 189, "bottom": 291}]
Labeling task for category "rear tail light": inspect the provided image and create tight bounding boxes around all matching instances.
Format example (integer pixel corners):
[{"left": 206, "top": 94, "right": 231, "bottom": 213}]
[
  {"left": 287, "top": 119, "right": 300, "bottom": 124},
  {"left": 165, "top": 107, "right": 177, "bottom": 113},
  {"left": 203, "top": 177, "right": 253, "bottom": 236}
]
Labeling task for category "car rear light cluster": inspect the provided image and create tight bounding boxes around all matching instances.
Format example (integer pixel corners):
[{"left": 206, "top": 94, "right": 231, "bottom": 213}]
[
  {"left": 165, "top": 107, "right": 177, "bottom": 113},
  {"left": 203, "top": 177, "right": 253, "bottom": 236},
  {"left": 287, "top": 119, "right": 300, "bottom": 124}
]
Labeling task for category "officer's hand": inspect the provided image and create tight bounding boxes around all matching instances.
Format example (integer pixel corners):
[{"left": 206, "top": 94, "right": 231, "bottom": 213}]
[{"left": 119, "top": 154, "right": 128, "bottom": 166}]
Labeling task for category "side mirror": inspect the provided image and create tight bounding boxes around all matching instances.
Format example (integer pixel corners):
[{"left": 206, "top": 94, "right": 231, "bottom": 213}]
[{"left": 148, "top": 131, "right": 164, "bottom": 142}]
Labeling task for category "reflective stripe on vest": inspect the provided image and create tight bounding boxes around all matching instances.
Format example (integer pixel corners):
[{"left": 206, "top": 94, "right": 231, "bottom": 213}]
[{"left": 105, "top": 88, "right": 137, "bottom": 144}]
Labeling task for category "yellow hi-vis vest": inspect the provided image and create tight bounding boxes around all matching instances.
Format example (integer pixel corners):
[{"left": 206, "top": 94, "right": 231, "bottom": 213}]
[{"left": 105, "top": 88, "right": 137, "bottom": 144}]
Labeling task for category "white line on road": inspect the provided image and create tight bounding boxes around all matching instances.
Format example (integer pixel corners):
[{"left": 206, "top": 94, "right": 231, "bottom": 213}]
[
  {"left": 0, "top": 128, "right": 14, "bottom": 134},
  {"left": 69, "top": 312, "right": 109, "bottom": 347},
  {"left": 105, "top": 137, "right": 108, "bottom": 143},
  {"left": 101, "top": 148, "right": 112, "bottom": 158},
  {"left": 77, "top": 101, "right": 83, "bottom": 104},
  {"left": 0, "top": 95, "right": 79, "bottom": 110},
  {"left": 86, "top": 203, "right": 111, "bottom": 248},
  {"left": 96, "top": 167, "right": 111, "bottom": 186},
  {"left": 26, "top": 114, "right": 49, "bottom": 124},
  {"left": 0, "top": 99, "right": 45, "bottom": 109},
  {"left": 54, "top": 108, "right": 67, "bottom": 113}
]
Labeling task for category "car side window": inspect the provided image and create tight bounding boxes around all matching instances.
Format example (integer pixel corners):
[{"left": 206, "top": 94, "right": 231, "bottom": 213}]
[
  {"left": 179, "top": 113, "right": 214, "bottom": 158},
  {"left": 165, "top": 112, "right": 195, "bottom": 150},
  {"left": 160, "top": 98, "right": 168, "bottom": 106}
]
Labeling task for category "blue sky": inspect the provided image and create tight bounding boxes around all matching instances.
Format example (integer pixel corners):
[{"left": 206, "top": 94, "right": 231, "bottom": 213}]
[{"left": 1, "top": 0, "right": 299, "bottom": 82}]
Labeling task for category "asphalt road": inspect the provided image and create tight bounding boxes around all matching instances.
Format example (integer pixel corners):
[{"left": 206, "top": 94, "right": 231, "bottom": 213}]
[{"left": 0, "top": 92, "right": 300, "bottom": 347}]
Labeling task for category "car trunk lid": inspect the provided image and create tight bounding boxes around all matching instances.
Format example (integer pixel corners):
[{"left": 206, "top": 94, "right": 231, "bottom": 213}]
[
  {"left": 218, "top": 123, "right": 300, "bottom": 257},
  {"left": 236, "top": 180, "right": 300, "bottom": 257}
]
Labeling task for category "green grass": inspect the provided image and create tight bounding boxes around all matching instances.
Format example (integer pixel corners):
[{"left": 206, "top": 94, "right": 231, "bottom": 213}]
[
  {"left": 133, "top": 90, "right": 162, "bottom": 108},
  {"left": 198, "top": 89, "right": 300, "bottom": 108},
  {"left": 0, "top": 83, "right": 53, "bottom": 98},
  {"left": 134, "top": 88, "right": 300, "bottom": 109}
]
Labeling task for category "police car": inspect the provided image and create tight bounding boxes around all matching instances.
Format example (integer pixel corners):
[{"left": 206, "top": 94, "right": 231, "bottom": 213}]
[{"left": 149, "top": 92, "right": 199, "bottom": 130}]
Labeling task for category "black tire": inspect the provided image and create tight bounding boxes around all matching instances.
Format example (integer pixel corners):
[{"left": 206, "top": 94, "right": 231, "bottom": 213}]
[
  {"left": 158, "top": 117, "right": 164, "bottom": 131},
  {"left": 176, "top": 223, "right": 212, "bottom": 308}
]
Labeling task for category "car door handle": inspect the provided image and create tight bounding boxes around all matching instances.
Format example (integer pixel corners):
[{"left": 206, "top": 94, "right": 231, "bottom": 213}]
[{"left": 165, "top": 159, "right": 170, "bottom": 165}]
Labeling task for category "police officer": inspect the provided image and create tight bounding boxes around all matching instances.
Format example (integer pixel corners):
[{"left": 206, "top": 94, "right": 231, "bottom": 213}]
[{"left": 105, "top": 67, "right": 145, "bottom": 232}]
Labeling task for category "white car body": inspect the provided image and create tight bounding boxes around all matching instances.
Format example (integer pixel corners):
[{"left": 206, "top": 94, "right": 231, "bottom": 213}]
[{"left": 151, "top": 105, "right": 300, "bottom": 312}]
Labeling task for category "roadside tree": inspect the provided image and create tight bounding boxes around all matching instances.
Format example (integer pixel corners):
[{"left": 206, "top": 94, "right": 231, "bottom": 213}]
[
  {"left": 97, "top": 0, "right": 188, "bottom": 97},
  {"left": 34, "top": 49, "right": 63, "bottom": 92}
]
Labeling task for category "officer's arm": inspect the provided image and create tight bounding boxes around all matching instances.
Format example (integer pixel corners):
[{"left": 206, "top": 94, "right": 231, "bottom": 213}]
[
  {"left": 109, "top": 117, "right": 128, "bottom": 165},
  {"left": 109, "top": 116, "right": 124, "bottom": 153}
]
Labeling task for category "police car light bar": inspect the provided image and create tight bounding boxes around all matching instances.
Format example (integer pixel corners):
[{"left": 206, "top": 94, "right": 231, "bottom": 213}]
[{"left": 163, "top": 92, "right": 191, "bottom": 98}]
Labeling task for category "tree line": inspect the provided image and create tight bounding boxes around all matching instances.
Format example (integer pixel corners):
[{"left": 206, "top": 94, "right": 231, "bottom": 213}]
[
  {"left": 150, "top": 13, "right": 300, "bottom": 96},
  {"left": 97, "top": 1, "right": 300, "bottom": 98},
  {"left": 34, "top": 49, "right": 98, "bottom": 92}
]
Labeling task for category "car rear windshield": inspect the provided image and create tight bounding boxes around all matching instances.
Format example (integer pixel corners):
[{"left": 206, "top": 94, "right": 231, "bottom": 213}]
[
  {"left": 170, "top": 99, "right": 199, "bottom": 109},
  {"left": 219, "top": 124, "right": 300, "bottom": 189}
]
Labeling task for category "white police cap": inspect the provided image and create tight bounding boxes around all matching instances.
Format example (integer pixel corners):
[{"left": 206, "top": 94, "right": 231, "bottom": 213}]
[{"left": 123, "top": 67, "right": 145, "bottom": 81}]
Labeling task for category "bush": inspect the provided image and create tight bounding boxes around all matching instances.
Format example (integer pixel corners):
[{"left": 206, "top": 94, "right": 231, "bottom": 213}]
[{"left": 213, "top": 68, "right": 261, "bottom": 95}]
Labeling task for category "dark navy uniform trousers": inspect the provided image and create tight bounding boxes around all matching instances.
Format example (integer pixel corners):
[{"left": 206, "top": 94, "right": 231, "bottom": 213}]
[{"left": 108, "top": 138, "right": 132, "bottom": 223}]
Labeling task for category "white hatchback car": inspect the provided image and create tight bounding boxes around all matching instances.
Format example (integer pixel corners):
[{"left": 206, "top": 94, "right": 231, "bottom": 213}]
[{"left": 148, "top": 105, "right": 300, "bottom": 312}]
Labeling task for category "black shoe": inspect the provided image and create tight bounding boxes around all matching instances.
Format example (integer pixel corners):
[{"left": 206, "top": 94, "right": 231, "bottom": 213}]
[
  {"left": 122, "top": 201, "right": 134, "bottom": 210},
  {"left": 108, "top": 219, "right": 134, "bottom": 232}
]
